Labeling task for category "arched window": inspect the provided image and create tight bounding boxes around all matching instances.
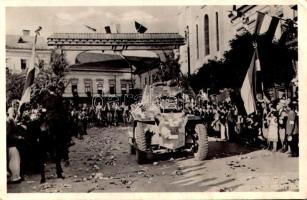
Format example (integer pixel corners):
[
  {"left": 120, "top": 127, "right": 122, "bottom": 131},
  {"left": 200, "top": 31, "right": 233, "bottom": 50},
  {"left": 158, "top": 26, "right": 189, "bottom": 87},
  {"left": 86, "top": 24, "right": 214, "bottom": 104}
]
[
  {"left": 204, "top": 14, "right": 210, "bottom": 56},
  {"left": 196, "top": 24, "right": 199, "bottom": 59},
  {"left": 216, "top": 12, "right": 220, "bottom": 51}
]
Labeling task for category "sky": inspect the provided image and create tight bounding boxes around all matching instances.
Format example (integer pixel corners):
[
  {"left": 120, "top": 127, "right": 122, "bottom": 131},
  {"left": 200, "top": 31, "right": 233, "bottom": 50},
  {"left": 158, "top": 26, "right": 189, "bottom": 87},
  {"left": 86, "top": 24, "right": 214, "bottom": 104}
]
[{"left": 6, "top": 6, "right": 182, "bottom": 37}]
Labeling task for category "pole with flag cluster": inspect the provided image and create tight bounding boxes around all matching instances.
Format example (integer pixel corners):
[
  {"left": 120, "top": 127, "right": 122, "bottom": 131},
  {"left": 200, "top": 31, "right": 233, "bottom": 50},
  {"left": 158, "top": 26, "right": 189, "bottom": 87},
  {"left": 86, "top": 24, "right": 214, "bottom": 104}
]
[
  {"left": 240, "top": 51, "right": 257, "bottom": 115},
  {"left": 240, "top": 11, "right": 284, "bottom": 115},
  {"left": 18, "top": 26, "right": 42, "bottom": 112}
]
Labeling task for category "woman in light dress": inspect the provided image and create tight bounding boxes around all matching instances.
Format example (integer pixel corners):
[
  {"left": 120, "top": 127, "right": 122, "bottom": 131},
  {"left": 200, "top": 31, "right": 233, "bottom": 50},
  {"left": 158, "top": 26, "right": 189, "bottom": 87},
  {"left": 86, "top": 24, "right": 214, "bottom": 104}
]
[{"left": 266, "top": 111, "right": 279, "bottom": 152}]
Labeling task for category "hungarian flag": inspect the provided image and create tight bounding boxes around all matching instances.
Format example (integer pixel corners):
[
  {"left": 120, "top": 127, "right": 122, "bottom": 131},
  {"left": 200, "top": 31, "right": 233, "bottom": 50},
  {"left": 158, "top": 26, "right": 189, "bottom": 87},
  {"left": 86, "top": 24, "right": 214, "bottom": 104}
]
[
  {"left": 241, "top": 52, "right": 257, "bottom": 115},
  {"left": 254, "top": 11, "right": 281, "bottom": 41},
  {"left": 19, "top": 34, "right": 39, "bottom": 109}
]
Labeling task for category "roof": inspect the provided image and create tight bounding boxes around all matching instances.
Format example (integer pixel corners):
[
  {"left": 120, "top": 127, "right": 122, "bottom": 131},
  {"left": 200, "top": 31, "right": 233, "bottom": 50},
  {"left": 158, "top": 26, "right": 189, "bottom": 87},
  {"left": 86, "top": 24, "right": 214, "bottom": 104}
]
[
  {"left": 76, "top": 52, "right": 122, "bottom": 64},
  {"left": 6, "top": 34, "right": 49, "bottom": 51},
  {"left": 71, "top": 60, "right": 131, "bottom": 72},
  {"left": 72, "top": 52, "right": 160, "bottom": 73}
]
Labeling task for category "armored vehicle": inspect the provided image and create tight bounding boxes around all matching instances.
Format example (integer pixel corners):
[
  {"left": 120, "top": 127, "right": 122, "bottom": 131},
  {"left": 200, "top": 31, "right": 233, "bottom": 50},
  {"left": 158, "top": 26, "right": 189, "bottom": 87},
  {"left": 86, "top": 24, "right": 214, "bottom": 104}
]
[{"left": 129, "top": 81, "right": 208, "bottom": 164}]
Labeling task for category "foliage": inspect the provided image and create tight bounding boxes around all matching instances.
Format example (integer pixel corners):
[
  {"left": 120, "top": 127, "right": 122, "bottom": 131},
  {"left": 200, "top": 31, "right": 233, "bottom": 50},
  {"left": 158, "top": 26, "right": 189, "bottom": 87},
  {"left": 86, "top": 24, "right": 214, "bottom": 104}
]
[
  {"left": 6, "top": 68, "right": 25, "bottom": 105},
  {"left": 223, "top": 32, "right": 255, "bottom": 88},
  {"left": 6, "top": 48, "right": 70, "bottom": 106},
  {"left": 189, "top": 59, "right": 225, "bottom": 93},
  {"left": 50, "top": 48, "right": 69, "bottom": 80},
  {"left": 31, "top": 49, "right": 69, "bottom": 104},
  {"left": 157, "top": 51, "right": 181, "bottom": 82},
  {"left": 189, "top": 29, "right": 296, "bottom": 94}
]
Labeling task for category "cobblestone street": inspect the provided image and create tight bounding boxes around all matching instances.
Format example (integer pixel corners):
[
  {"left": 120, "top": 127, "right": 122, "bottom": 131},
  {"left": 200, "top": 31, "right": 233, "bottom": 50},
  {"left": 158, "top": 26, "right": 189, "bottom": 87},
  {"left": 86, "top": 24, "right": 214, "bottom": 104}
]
[{"left": 8, "top": 126, "right": 299, "bottom": 193}]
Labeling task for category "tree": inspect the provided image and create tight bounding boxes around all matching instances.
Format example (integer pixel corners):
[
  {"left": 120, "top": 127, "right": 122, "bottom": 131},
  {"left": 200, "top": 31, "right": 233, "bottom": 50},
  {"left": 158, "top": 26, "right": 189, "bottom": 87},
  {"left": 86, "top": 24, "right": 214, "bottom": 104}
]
[
  {"left": 50, "top": 48, "right": 69, "bottom": 82},
  {"left": 189, "top": 30, "right": 295, "bottom": 94},
  {"left": 6, "top": 68, "right": 25, "bottom": 106},
  {"left": 31, "top": 48, "right": 69, "bottom": 104},
  {"left": 156, "top": 51, "right": 181, "bottom": 82},
  {"left": 189, "top": 59, "right": 225, "bottom": 93}
]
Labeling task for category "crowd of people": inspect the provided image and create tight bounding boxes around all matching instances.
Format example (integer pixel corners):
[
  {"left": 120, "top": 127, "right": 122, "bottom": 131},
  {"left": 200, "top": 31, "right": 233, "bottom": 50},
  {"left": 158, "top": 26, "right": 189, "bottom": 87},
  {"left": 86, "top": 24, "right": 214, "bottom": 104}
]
[
  {"left": 187, "top": 89, "right": 299, "bottom": 157},
  {"left": 6, "top": 83, "right": 299, "bottom": 185},
  {"left": 6, "top": 84, "right": 135, "bottom": 184},
  {"left": 67, "top": 101, "right": 133, "bottom": 139}
]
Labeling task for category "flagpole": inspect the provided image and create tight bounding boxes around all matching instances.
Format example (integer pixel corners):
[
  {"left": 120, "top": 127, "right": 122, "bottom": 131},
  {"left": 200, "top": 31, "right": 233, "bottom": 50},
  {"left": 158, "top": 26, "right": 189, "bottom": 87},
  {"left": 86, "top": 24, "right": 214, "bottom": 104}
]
[{"left": 18, "top": 27, "right": 42, "bottom": 113}]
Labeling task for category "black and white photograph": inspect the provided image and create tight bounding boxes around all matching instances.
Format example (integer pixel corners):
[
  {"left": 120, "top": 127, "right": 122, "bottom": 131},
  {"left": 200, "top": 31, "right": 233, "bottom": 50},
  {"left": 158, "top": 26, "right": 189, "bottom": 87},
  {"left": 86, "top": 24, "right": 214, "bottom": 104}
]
[{"left": 2, "top": 1, "right": 307, "bottom": 199}]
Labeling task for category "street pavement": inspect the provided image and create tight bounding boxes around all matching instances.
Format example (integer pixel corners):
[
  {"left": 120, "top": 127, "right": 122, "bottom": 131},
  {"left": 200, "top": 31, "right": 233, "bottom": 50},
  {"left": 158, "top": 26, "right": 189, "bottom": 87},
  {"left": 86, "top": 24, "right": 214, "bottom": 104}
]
[{"left": 7, "top": 126, "right": 299, "bottom": 193}]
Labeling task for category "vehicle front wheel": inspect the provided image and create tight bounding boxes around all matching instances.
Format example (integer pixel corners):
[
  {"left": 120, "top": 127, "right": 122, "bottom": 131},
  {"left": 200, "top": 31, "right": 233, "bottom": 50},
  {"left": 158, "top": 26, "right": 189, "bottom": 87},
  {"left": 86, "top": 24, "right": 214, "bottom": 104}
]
[
  {"left": 136, "top": 149, "right": 147, "bottom": 164},
  {"left": 193, "top": 124, "right": 208, "bottom": 161}
]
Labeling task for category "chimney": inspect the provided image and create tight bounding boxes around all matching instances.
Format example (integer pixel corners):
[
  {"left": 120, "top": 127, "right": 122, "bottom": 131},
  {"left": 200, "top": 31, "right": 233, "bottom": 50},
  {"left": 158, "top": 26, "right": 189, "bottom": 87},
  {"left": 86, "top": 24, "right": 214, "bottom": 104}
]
[{"left": 22, "top": 30, "right": 30, "bottom": 36}]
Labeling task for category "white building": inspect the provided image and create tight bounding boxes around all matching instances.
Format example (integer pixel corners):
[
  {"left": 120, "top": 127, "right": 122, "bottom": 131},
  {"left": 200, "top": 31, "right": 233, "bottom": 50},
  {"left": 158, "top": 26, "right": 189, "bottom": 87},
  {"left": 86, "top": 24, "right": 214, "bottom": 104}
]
[
  {"left": 178, "top": 5, "right": 298, "bottom": 76},
  {"left": 177, "top": 6, "right": 235, "bottom": 74},
  {"left": 6, "top": 30, "right": 51, "bottom": 74}
]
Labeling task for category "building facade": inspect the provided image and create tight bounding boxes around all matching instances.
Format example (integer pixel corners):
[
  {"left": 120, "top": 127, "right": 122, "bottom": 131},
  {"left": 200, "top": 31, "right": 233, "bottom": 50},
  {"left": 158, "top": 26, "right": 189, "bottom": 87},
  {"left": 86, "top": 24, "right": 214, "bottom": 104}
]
[
  {"left": 63, "top": 52, "right": 133, "bottom": 98},
  {"left": 177, "top": 6, "right": 235, "bottom": 74},
  {"left": 178, "top": 5, "right": 298, "bottom": 76},
  {"left": 229, "top": 5, "right": 298, "bottom": 99},
  {"left": 6, "top": 32, "right": 163, "bottom": 100},
  {"left": 228, "top": 5, "right": 297, "bottom": 35},
  {"left": 6, "top": 30, "right": 51, "bottom": 74}
]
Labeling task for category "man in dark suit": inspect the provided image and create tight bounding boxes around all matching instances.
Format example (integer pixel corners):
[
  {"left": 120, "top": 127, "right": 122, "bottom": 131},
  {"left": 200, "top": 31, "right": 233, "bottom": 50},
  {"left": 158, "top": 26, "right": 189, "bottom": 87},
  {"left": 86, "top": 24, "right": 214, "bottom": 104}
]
[{"left": 41, "top": 84, "right": 69, "bottom": 182}]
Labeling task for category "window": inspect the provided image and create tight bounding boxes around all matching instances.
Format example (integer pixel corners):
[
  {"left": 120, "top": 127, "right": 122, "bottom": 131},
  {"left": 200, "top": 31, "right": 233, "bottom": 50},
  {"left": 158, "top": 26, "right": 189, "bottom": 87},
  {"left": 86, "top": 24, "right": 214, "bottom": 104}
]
[
  {"left": 84, "top": 79, "right": 92, "bottom": 94},
  {"left": 72, "top": 85, "right": 78, "bottom": 95},
  {"left": 85, "top": 83, "right": 91, "bottom": 92},
  {"left": 121, "top": 80, "right": 132, "bottom": 94},
  {"left": 121, "top": 84, "right": 127, "bottom": 94},
  {"left": 216, "top": 12, "right": 220, "bottom": 51},
  {"left": 109, "top": 79, "right": 116, "bottom": 94},
  {"left": 21, "top": 59, "right": 27, "bottom": 70},
  {"left": 97, "top": 83, "right": 103, "bottom": 95},
  {"left": 71, "top": 79, "right": 78, "bottom": 96},
  {"left": 204, "top": 14, "right": 210, "bottom": 56},
  {"left": 109, "top": 84, "right": 115, "bottom": 94},
  {"left": 196, "top": 24, "right": 199, "bottom": 59}
]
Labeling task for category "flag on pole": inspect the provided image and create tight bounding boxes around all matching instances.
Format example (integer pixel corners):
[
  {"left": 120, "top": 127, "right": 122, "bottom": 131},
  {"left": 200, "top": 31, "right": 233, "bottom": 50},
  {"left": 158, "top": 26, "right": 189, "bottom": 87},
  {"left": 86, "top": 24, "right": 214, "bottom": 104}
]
[
  {"left": 19, "top": 27, "right": 41, "bottom": 110},
  {"left": 19, "top": 43, "right": 37, "bottom": 107},
  {"left": 254, "top": 11, "right": 281, "bottom": 41},
  {"left": 135, "top": 21, "right": 147, "bottom": 33},
  {"left": 84, "top": 25, "right": 97, "bottom": 32},
  {"left": 241, "top": 52, "right": 257, "bottom": 115},
  {"left": 105, "top": 26, "right": 111, "bottom": 34}
]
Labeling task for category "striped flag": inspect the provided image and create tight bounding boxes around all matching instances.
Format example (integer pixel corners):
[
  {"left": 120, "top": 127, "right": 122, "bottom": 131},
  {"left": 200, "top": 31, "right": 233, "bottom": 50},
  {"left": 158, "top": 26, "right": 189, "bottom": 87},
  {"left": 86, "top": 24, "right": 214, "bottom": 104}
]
[
  {"left": 254, "top": 11, "right": 281, "bottom": 41},
  {"left": 241, "top": 52, "right": 257, "bottom": 115},
  {"left": 255, "top": 45, "right": 261, "bottom": 71},
  {"left": 19, "top": 29, "right": 40, "bottom": 109}
]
